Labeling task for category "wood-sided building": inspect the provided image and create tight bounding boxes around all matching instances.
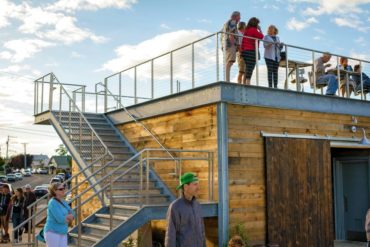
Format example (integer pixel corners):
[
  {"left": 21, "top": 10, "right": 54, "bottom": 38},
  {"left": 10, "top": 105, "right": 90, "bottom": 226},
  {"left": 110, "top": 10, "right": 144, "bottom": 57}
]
[{"left": 106, "top": 82, "right": 370, "bottom": 247}]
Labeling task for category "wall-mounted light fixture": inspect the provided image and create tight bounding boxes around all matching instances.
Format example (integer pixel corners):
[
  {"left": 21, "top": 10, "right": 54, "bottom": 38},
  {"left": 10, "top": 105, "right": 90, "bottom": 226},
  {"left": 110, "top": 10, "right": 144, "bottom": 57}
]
[{"left": 359, "top": 128, "right": 370, "bottom": 145}]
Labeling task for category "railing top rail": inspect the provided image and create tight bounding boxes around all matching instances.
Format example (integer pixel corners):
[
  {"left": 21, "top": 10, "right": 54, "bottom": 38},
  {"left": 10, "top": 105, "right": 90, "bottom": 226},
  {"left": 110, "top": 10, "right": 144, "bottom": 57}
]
[{"left": 104, "top": 31, "right": 370, "bottom": 81}]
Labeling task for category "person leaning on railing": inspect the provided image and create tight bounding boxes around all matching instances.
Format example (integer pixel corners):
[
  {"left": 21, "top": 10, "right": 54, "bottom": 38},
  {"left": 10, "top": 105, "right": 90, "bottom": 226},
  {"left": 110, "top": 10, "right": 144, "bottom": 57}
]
[
  {"left": 43, "top": 182, "right": 74, "bottom": 247},
  {"left": 314, "top": 52, "right": 338, "bottom": 95},
  {"left": 240, "top": 17, "right": 264, "bottom": 85},
  {"left": 221, "top": 11, "right": 241, "bottom": 82},
  {"left": 263, "top": 25, "right": 283, "bottom": 89}
]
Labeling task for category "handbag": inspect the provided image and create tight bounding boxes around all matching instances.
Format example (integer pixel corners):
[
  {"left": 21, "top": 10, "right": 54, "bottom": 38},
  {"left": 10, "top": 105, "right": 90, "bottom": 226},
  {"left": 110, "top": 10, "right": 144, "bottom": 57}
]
[{"left": 36, "top": 228, "right": 46, "bottom": 243}]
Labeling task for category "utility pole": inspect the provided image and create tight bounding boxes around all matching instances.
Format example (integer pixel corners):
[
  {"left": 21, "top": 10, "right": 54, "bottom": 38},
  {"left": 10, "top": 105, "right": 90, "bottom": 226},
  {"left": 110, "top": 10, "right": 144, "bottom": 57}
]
[
  {"left": 22, "top": 143, "right": 28, "bottom": 169},
  {"left": 6, "top": 135, "right": 9, "bottom": 160}
]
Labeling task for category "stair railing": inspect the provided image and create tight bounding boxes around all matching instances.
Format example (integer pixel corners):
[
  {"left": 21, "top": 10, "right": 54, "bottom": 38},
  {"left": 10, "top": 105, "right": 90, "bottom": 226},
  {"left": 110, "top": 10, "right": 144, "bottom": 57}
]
[
  {"left": 66, "top": 148, "right": 214, "bottom": 245},
  {"left": 96, "top": 82, "right": 180, "bottom": 176},
  {"left": 15, "top": 73, "right": 117, "bottom": 245}
]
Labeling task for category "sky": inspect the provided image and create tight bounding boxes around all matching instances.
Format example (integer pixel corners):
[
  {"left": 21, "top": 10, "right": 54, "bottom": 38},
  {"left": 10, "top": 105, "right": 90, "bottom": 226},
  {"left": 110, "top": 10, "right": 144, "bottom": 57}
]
[{"left": 0, "top": 0, "right": 370, "bottom": 157}]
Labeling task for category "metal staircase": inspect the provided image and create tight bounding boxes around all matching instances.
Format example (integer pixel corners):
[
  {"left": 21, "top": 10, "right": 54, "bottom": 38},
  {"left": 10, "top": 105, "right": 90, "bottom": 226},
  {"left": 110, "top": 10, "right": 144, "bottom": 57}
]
[{"left": 13, "top": 73, "right": 217, "bottom": 247}]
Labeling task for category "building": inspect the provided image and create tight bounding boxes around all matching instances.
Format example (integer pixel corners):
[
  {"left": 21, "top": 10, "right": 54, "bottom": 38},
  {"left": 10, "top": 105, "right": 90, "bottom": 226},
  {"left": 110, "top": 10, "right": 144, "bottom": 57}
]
[
  {"left": 48, "top": 155, "right": 72, "bottom": 171},
  {"left": 25, "top": 30, "right": 370, "bottom": 247},
  {"left": 30, "top": 154, "right": 49, "bottom": 169}
]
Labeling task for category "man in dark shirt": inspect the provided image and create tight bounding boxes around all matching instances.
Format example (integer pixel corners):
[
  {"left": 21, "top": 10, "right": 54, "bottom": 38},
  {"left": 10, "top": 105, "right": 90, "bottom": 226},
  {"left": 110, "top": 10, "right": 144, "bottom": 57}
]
[
  {"left": 165, "top": 172, "right": 205, "bottom": 247},
  {"left": 0, "top": 184, "right": 11, "bottom": 242},
  {"left": 23, "top": 184, "right": 37, "bottom": 233}
]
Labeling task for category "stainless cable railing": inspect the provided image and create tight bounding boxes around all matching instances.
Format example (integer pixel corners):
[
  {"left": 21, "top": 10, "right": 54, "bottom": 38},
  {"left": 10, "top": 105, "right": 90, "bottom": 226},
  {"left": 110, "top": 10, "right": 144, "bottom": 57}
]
[{"left": 14, "top": 148, "right": 214, "bottom": 246}]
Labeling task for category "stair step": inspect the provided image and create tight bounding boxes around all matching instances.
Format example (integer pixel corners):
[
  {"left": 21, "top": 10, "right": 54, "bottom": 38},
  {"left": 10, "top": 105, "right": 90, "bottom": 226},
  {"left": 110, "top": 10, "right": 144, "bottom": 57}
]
[
  {"left": 94, "top": 213, "right": 128, "bottom": 226},
  {"left": 82, "top": 223, "right": 110, "bottom": 238},
  {"left": 112, "top": 194, "right": 169, "bottom": 204},
  {"left": 107, "top": 187, "right": 161, "bottom": 195},
  {"left": 69, "top": 232, "right": 98, "bottom": 246}
]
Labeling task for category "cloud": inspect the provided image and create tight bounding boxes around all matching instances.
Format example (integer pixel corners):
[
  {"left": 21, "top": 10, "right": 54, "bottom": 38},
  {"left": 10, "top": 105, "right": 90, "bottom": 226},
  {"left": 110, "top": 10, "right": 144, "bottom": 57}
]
[
  {"left": 47, "top": 0, "right": 137, "bottom": 13},
  {"left": 1, "top": 39, "right": 55, "bottom": 63},
  {"left": 355, "top": 36, "right": 366, "bottom": 46},
  {"left": 313, "top": 36, "right": 321, "bottom": 40},
  {"left": 349, "top": 51, "right": 369, "bottom": 61},
  {"left": 71, "top": 51, "right": 83, "bottom": 58},
  {"left": 301, "top": 0, "right": 370, "bottom": 16},
  {"left": 160, "top": 23, "right": 171, "bottom": 30},
  {"left": 333, "top": 16, "right": 370, "bottom": 32},
  {"left": 198, "top": 19, "right": 212, "bottom": 24},
  {"left": 286, "top": 17, "right": 318, "bottom": 31},
  {"left": 101, "top": 29, "right": 210, "bottom": 72}
]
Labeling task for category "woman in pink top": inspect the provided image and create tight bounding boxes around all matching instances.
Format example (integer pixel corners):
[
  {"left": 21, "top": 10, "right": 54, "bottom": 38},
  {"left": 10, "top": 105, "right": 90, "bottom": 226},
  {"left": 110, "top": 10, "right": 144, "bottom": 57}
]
[{"left": 241, "top": 17, "right": 264, "bottom": 85}]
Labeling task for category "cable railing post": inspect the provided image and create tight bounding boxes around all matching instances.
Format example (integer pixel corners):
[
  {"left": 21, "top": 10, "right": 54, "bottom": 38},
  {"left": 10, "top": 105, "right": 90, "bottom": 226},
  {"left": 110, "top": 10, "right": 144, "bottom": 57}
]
[
  {"left": 104, "top": 78, "right": 108, "bottom": 112},
  {"left": 119, "top": 72, "right": 122, "bottom": 106},
  {"left": 68, "top": 100, "right": 72, "bottom": 138},
  {"left": 140, "top": 152, "right": 143, "bottom": 207},
  {"left": 134, "top": 66, "right": 138, "bottom": 104},
  {"left": 192, "top": 42, "right": 195, "bottom": 88},
  {"left": 27, "top": 207, "right": 31, "bottom": 243},
  {"left": 336, "top": 56, "right": 341, "bottom": 97},
  {"left": 312, "top": 51, "right": 316, "bottom": 94},
  {"left": 109, "top": 175, "right": 113, "bottom": 230},
  {"left": 77, "top": 197, "right": 82, "bottom": 247},
  {"left": 41, "top": 76, "right": 44, "bottom": 112},
  {"left": 82, "top": 85, "right": 86, "bottom": 112},
  {"left": 170, "top": 51, "right": 173, "bottom": 94},
  {"left": 34, "top": 81, "right": 37, "bottom": 115},
  {"left": 216, "top": 33, "right": 220, "bottom": 82},
  {"left": 284, "top": 45, "right": 289, "bottom": 90},
  {"left": 33, "top": 204, "right": 37, "bottom": 247},
  {"left": 360, "top": 61, "right": 364, "bottom": 100},
  {"left": 146, "top": 151, "right": 150, "bottom": 205},
  {"left": 151, "top": 60, "right": 154, "bottom": 99},
  {"left": 255, "top": 39, "right": 259, "bottom": 86}
]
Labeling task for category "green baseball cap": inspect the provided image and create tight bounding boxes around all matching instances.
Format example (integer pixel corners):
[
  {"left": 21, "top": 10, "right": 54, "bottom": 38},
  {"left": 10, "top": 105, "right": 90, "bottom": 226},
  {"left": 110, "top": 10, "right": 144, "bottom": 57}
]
[{"left": 176, "top": 172, "right": 199, "bottom": 190}]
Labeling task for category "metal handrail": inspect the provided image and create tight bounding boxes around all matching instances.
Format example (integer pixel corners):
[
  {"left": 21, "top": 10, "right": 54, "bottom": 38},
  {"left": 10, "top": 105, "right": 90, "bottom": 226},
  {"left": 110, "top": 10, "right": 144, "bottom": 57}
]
[{"left": 96, "top": 82, "right": 179, "bottom": 175}]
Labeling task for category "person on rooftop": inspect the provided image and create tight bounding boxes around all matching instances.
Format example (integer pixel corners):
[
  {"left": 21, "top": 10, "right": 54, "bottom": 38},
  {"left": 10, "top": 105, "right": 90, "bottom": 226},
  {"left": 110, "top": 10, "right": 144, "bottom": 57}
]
[
  {"left": 165, "top": 172, "right": 205, "bottom": 247},
  {"left": 237, "top": 21, "right": 247, "bottom": 84},
  {"left": 337, "top": 57, "right": 355, "bottom": 97},
  {"left": 314, "top": 52, "right": 338, "bottom": 95},
  {"left": 241, "top": 17, "right": 264, "bottom": 85},
  {"left": 353, "top": 64, "right": 370, "bottom": 94},
  {"left": 263, "top": 25, "right": 283, "bottom": 88},
  {"left": 221, "top": 11, "right": 241, "bottom": 83}
]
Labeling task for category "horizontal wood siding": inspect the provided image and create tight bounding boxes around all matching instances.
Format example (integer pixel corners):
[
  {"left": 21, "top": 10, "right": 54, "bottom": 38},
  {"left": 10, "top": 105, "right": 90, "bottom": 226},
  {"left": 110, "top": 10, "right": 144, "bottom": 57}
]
[
  {"left": 118, "top": 105, "right": 218, "bottom": 246},
  {"left": 227, "top": 104, "right": 370, "bottom": 244}
]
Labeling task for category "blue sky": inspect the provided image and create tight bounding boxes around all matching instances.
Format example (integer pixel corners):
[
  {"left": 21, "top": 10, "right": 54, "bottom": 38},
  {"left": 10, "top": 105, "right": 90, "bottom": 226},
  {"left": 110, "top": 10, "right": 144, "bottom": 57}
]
[{"left": 0, "top": 0, "right": 369, "bottom": 156}]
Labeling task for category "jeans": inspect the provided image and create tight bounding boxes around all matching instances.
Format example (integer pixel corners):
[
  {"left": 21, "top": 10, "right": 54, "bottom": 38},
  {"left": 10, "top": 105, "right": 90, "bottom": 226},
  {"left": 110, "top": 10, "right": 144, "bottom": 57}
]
[
  {"left": 265, "top": 58, "right": 279, "bottom": 88},
  {"left": 317, "top": 74, "right": 338, "bottom": 95},
  {"left": 12, "top": 213, "right": 23, "bottom": 240}
]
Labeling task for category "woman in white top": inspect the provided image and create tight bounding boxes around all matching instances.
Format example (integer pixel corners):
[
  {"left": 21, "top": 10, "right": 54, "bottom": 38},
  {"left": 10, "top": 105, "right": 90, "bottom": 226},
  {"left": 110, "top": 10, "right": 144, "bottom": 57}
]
[{"left": 263, "top": 25, "right": 283, "bottom": 88}]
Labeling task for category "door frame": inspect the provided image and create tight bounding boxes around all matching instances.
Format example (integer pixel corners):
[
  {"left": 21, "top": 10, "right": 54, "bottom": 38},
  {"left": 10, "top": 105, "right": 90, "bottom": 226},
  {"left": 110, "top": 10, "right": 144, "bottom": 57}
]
[{"left": 333, "top": 156, "right": 370, "bottom": 240}]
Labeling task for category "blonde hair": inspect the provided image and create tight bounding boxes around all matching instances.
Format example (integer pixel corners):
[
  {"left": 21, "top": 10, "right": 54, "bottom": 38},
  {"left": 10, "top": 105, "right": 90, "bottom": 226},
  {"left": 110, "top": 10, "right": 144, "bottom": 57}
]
[
  {"left": 48, "top": 182, "right": 63, "bottom": 198},
  {"left": 237, "top": 21, "right": 246, "bottom": 31},
  {"left": 268, "top": 25, "right": 278, "bottom": 35}
]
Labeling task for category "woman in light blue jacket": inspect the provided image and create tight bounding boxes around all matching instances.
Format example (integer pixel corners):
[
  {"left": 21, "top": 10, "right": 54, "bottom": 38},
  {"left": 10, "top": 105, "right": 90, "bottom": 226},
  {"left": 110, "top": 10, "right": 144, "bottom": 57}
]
[
  {"left": 44, "top": 182, "right": 74, "bottom": 247},
  {"left": 263, "top": 25, "right": 284, "bottom": 88}
]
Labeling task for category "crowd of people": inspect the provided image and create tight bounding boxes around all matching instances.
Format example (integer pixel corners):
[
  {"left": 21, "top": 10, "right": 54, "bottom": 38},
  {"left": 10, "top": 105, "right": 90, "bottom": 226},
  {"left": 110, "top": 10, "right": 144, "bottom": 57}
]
[
  {"left": 0, "top": 184, "right": 36, "bottom": 243},
  {"left": 222, "top": 11, "right": 370, "bottom": 96}
]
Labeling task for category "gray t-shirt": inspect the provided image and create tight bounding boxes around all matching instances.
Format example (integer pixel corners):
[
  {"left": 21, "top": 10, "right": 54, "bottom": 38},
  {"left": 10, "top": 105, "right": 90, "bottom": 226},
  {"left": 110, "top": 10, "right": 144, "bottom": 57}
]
[
  {"left": 165, "top": 196, "right": 206, "bottom": 247},
  {"left": 314, "top": 57, "right": 326, "bottom": 78}
]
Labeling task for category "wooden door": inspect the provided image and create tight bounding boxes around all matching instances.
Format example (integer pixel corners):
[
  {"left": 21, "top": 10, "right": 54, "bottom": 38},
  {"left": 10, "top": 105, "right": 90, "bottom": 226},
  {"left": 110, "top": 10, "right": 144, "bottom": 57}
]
[{"left": 265, "top": 137, "right": 334, "bottom": 247}]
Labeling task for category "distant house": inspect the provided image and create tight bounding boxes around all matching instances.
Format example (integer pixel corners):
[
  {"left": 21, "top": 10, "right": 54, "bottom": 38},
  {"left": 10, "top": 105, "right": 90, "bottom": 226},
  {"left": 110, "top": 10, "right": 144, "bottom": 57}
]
[
  {"left": 31, "top": 155, "right": 49, "bottom": 169},
  {"left": 48, "top": 155, "right": 72, "bottom": 171}
]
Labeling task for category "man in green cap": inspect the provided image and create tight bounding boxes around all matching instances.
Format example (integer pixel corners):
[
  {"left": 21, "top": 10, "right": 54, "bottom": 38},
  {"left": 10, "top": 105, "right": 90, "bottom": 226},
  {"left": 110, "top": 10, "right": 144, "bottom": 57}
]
[{"left": 165, "top": 172, "right": 206, "bottom": 247}]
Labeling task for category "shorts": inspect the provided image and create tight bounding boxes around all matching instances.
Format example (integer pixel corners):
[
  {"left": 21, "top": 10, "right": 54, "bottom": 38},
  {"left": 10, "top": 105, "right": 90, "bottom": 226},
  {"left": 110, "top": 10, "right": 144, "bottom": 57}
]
[
  {"left": 237, "top": 52, "right": 246, "bottom": 73},
  {"left": 0, "top": 215, "right": 9, "bottom": 228},
  {"left": 340, "top": 79, "right": 356, "bottom": 89},
  {"left": 224, "top": 45, "right": 237, "bottom": 63}
]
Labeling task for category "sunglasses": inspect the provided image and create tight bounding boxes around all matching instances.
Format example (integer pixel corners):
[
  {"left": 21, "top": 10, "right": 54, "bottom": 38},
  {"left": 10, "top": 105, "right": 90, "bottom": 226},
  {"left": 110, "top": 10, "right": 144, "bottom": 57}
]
[{"left": 57, "top": 187, "right": 65, "bottom": 191}]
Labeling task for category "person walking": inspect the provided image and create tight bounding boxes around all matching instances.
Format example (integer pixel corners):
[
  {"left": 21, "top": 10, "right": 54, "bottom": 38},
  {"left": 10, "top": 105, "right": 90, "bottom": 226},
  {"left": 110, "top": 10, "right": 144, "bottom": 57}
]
[
  {"left": 241, "top": 17, "right": 264, "bottom": 85},
  {"left": 0, "top": 184, "right": 11, "bottom": 243},
  {"left": 165, "top": 172, "right": 205, "bottom": 247},
  {"left": 44, "top": 182, "right": 74, "bottom": 247},
  {"left": 263, "top": 25, "right": 283, "bottom": 88},
  {"left": 11, "top": 188, "right": 25, "bottom": 243},
  {"left": 23, "top": 184, "right": 36, "bottom": 233},
  {"left": 221, "top": 11, "right": 241, "bottom": 82}
]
